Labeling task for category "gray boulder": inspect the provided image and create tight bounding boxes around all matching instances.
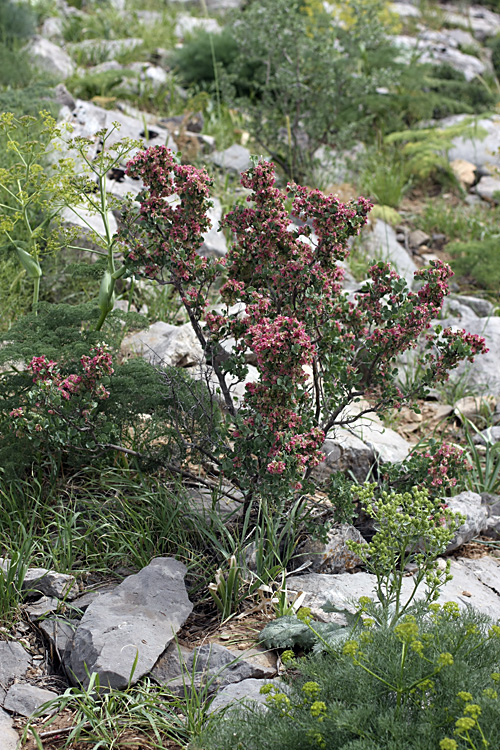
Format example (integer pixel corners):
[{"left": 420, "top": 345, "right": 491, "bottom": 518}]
[
  {"left": 442, "top": 316, "right": 500, "bottom": 396},
  {"left": 287, "top": 555, "right": 500, "bottom": 621},
  {"left": 212, "top": 144, "right": 252, "bottom": 174},
  {"left": 152, "top": 642, "right": 276, "bottom": 695},
  {"left": 446, "top": 491, "right": 488, "bottom": 552},
  {"left": 26, "top": 36, "right": 75, "bottom": 79},
  {"left": 69, "top": 558, "right": 193, "bottom": 689},
  {"left": 297, "top": 524, "right": 366, "bottom": 574},
  {"left": 208, "top": 678, "right": 278, "bottom": 714}
]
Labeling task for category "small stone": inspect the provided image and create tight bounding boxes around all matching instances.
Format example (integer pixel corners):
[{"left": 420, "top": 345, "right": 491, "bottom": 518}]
[
  {"left": 24, "top": 597, "right": 60, "bottom": 620},
  {"left": 21, "top": 568, "right": 78, "bottom": 600},
  {"left": 408, "top": 229, "right": 430, "bottom": 248},
  {"left": 0, "top": 707, "right": 20, "bottom": 750},
  {"left": 462, "top": 590, "right": 472, "bottom": 597},
  {"left": 0, "top": 642, "right": 31, "bottom": 702},
  {"left": 450, "top": 158, "right": 476, "bottom": 189},
  {"left": 3, "top": 684, "right": 58, "bottom": 717},
  {"left": 476, "top": 175, "right": 500, "bottom": 203}
]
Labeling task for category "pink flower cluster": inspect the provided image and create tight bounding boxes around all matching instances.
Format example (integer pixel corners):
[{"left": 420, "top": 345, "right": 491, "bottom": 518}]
[
  {"left": 10, "top": 346, "right": 114, "bottom": 444},
  {"left": 120, "top": 151, "right": 489, "bottom": 500},
  {"left": 424, "top": 442, "right": 471, "bottom": 490}
]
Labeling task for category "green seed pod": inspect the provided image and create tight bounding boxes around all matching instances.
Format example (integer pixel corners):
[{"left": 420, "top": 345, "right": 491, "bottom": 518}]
[
  {"left": 98, "top": 270, "right": 115, "bottom": 315},
  {"left": 15, "top": 245, "right": 42, "bottom": 279}
]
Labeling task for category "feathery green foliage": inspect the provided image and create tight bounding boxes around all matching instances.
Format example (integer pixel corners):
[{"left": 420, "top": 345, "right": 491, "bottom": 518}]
[{"left": 199, "top": 606, "right": 500, "bottom": 750}]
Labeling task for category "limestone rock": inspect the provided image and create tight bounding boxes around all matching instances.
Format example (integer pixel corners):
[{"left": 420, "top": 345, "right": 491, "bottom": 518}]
[
  {"left": 3, "top": 684, "right": 58, "bottom": 717},
  {"left": 446, "top": 114, "right": 500, "bottom": 172},
  {"left": 20, "top": 567, "right": 78, "bottom": 600},
  {"left": 24, "top": 597, "right": 60, "bottom": 620},
  {"left": 442, "top": 316, "right": 500, "bottom": 396},
  {"left": 68, "top": 38, "right": 142, "bottom": 62},
  {"left": 212, "top": 144, "right": 252, "bottom": 174},
  {"left": 317, "top": 430, "right": 374, "bottom": 482},
  {"left": 287, "top": 556, "right": 500, "bottom": 621},
  {"left": 201, "top": 197, "right": 227, "bottom": 257},
  {"left": 443, "top": 5, "right": 500, "bottom": 42},
  {"left": 121, "top": 321, "right": 203, "bottom": 367},
  {"left": 0, "top": 707, "right": 20, "bottom": 750},
  {"left": 0, "top": 642, "right": 31, "bottom": 703},
  {"left": 362, "top": 219, "right": 417, "bottom": 288},
  {"left": 450, "top": 295, "right": 495, "bottom": 319},
  {"left": 454, "top": 395, "right": 497, "bottom": 424},
  {"left": 207, "top": 678, "right": 278, "bottom": 714},
  {"left": 471, "top": 425, "right": 500, "bottom": 445},
  {"left": 297, "top": 524, "right": 366, "bottom": 574},
  {"left": 69, "top": 558, "right": 193, "bottom": 689},
  {"left": 476, "top": 175, "right": 500, "bottom": 203},
  {"left": 25, "top": 36, "right": 75, "bottom": 79},
  {"left": 40, "top": 618, "right": 78, "bottom": 659},
  {"left": 446, "top": 491, "right": 489, "bottom": 552},
  {"left": 175, "top": 14, "right": 221, "bottom": 37},
  {"left": 152, "top": 643, "right": 276, "bottom": 696}
]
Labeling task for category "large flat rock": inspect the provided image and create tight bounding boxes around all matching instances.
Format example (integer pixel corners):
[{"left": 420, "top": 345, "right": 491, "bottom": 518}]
[
  {"left": 287, "top": 556, "right": 500, "bottom": 621},
  {"left": 69, "top": 558, "right": 193, "bottom": 689}
]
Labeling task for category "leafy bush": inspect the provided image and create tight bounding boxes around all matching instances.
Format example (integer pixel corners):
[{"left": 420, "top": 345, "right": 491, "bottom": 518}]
[
  {"left": 199, "top": 606, "right": 500, "bottom": 750},
  {"left": 172, "top": 28, "right": 257, "bottom": 95},
  {"left": 120, "top": 146, "right": 487, "bottom": 525},
  {"left": 0, "top": 301, "right": 220, "bottom": 477},
  {"left": 448, "top": 237, "right": 500, "bottom": 293},
  {"left": 218, "top": 0, "right": 401, "bottom": 179}
]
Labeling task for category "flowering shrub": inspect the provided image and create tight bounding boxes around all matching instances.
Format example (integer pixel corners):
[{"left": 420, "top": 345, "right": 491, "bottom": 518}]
[
  {"left": 10, "top": 345, "right": 114, "bottom": 460},
  {"left": 120, "top": 148, "right": 487, "bottom": 512},
  {"left": 384, "top": 438, "right": 472, "bottom": 498}
]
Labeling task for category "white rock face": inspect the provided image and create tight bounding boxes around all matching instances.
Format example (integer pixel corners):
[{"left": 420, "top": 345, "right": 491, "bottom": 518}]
[
  {"left": 440, "top": 316, "right": 500, "bottom": 396},
  {"left": 444, "top": 114, "right": 500, "bottom": 173},
  {"left": 287, "top": 556, "right": 500, "bottom": 621},
  {"left": 26, "top": 36, "right": 75, "bottom": 79},
  {"left": 446, "top": 491, "right": 489, "bottom": 552},
  {"left": 361, "top": 219, "right": 417, "bottom": 288},
  {"left": 175, "top": 14, "right": 221, "bottom": 37}
]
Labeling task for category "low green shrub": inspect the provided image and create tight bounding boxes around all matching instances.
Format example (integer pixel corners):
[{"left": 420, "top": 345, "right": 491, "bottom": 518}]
[
  {"left": 199, "top": 605, "right": 500, "bottom": 750},
  {"left": 448, "top": 237, "right": 500, "bottom": 293}
]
